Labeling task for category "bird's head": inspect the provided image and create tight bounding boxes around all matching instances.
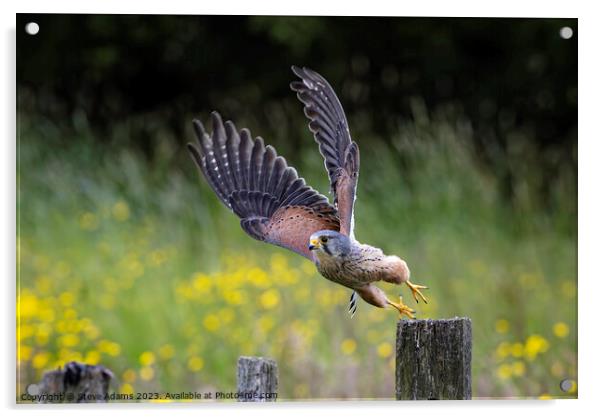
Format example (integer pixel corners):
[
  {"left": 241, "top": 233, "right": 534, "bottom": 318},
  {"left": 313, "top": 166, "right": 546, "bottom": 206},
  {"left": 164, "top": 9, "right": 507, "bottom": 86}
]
[{"left": 308, "top": 230, "right": 351, "bottom": 258}]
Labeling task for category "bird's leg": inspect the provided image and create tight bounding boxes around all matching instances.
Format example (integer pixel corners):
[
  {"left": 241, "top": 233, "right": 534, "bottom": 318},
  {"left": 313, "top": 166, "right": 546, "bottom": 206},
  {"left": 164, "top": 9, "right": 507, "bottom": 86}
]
[
  {"left": 406, "top": 280, "right": 428, "bottom": 304},
  {"left": 386, "top": 295, "right": 415, "bottom": 319}
]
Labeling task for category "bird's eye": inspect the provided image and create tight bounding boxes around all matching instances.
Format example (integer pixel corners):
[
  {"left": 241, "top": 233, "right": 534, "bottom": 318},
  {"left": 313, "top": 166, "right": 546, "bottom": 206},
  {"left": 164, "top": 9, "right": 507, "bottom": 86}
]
[{"left": 320, "top": 237, "right": 328, "bottom": 243}]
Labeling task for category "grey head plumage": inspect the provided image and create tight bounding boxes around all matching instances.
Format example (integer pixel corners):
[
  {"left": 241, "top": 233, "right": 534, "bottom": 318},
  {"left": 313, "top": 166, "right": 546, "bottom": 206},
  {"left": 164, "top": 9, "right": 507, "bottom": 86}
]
[{"left": 308, "top": 230, "right": 351, "bottom": 258}]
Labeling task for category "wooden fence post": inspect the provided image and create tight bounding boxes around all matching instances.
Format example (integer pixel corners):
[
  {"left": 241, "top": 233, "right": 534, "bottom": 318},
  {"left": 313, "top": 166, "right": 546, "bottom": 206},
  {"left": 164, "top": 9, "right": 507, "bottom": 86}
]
[
  {"left": 33, "top": 361, "right": 113, "bottom": 403},
  {"left": 396, "top": 317, "right": 472, "bottom": 400},
  {"left": 236, "top": 356, "right": 278, "bottom": 402}
]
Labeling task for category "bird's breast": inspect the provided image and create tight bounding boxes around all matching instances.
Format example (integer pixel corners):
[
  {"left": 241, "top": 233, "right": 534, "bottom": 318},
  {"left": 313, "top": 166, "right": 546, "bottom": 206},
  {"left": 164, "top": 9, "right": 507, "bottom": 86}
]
[{"left": 315, "top": 253, "right": 370, "bottom": 289}]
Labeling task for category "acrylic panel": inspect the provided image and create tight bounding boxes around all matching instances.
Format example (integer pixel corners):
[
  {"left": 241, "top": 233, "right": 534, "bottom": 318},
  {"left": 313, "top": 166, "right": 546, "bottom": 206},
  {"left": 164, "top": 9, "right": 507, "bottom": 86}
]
[{"left": 16, "top": 14, "right": 577, "bottom": 403}]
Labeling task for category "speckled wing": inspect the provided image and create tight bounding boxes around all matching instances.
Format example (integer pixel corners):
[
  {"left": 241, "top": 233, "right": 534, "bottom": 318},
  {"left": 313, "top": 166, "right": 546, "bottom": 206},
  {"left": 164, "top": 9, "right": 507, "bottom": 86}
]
[
  {"left": 290, "top": 66, "right": 360, "bottom": 237},
  {"left": 188, "top": 112, "right": 340, "bottom": 260}
]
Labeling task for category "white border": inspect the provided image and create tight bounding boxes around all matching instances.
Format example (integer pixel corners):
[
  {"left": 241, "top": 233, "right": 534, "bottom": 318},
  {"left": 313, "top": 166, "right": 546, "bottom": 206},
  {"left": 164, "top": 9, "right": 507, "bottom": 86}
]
[
  {"left": 5, "top": 0, "right": 583, "bottom": 17},
  {"left": 3, "top": 1, "right": 600, "bottom": 417}
]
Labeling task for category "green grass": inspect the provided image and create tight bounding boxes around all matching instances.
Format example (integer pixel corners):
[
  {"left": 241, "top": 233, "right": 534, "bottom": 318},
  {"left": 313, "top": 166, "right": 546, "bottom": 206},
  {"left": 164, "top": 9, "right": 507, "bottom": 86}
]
[{"left": 17, "top": 108, "right": 576, "bottom": 400}]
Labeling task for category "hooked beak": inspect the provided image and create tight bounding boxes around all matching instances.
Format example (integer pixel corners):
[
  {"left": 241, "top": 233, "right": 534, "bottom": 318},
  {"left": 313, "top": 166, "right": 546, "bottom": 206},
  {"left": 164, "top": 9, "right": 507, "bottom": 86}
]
[{"left": 308, "top": 238, "right": 320, "bottom": 251}]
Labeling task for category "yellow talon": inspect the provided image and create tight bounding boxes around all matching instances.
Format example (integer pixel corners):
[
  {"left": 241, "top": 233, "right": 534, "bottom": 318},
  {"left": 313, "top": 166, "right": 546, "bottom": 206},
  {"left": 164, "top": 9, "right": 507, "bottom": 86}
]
[
  {"left": 387, "top": 296, "right": 415, "bottom": 319},
  {"left": 406, "top": 280, "right": 429, "bottom": 304}
]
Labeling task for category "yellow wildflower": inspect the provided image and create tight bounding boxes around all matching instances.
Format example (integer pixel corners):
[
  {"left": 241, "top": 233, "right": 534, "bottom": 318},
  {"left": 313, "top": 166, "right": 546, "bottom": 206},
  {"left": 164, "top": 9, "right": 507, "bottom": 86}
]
[
  {"left": 524, "top": 334, "right": 549, "bottom": 360},
  {"left": 122, "top": 369, "right": 137, "bottom": 383},
  {"left": 223, "top": 289, "right": 244, "bottom": 305},
  {"left": 59, "top": 334, "right": 80, "bottom": 348},
  {"left": 63, "top": 309, "right": 78, "bottom": 321},
  {"left": 32, "top": 352, "right": 50, "bottom": 369},
  {"left": 553, "top": 322, "right": 569, "bottom": 338},
  {"left": 203, "top": 314, "right": 220, "bottom": 331},
  {"left": 219, "top": 308, "right": 235, "bottom": 324},
  {"left": 120, "top": 383, "right": 134, "bottom": 395},
  {"left": 112, "top": 200, "right": 130, "bottom": 221},
  {"left": 192, "top": 273, "right": 212, "bottom": 293},
  {"left": 18, "top": 324, "right": 34, "bottom": 341},
  {"left": 139, "top": 351, "right": 156, "bottom": 366},
  {"left": 248, "top": 267, "right": 270, "bottom": 288},
  {"left": 84, "top": 350, "right": 101, "bottom": 365},
  {"left": 19, "top": 345, "right": 32, "bottom": 362},
  {"left": 510, "top": 342, "right": 523, "bottom": 358},
  {"left": 495, "top": 319, "right": 509, "bottom": 334},
  {"left": 341, "top": 338, "right": 357, "bottom": 355},
  {"left": 59, "top": 349, "right": 83, "bottom": 363},
  {"left": 511, "top": 361, "right": 525, "bottom": 376},
  {"left": 98, "top": 340, "right": 121, "bottom": 356},
  {"left": 258, "top": 316, "right": 275, "bottom": 333},
  {"left": 59, "top": 292, "right": 75, "bottom": 307},
  {"left": 139, "top": 366, "right": 154, "bottom": 381},
  {"left": 158, "top": 344, "right": 175, "bottom": 360},
  {"left": 55, "top": 319, "right": 68, "bottom": 334},
  {"left": 35, "top": 324, "right": 52, "bottom": 346},
  {"left": 38, "top": 307, "right": 55, "bottom": 323},
  {"left": 496, "top": 364, "right": 512, "bottom": 380},
  {"left": 82, "top": 322, "right": 100, "bottom": 340},
  {"left": 377, "top": 342, "right": 393, "bottom": 358},
  {"left": 270, "top": 254, "right": 288, "bottom": 271},
  {"left": 18, "top": 292, "right": 39, "bottom": 318},
  {"left": 188, "top": 356, "right": 204, "bottom": 371},
  {"left": 260, "top": 289, "right": 280, "bottom": 309}
]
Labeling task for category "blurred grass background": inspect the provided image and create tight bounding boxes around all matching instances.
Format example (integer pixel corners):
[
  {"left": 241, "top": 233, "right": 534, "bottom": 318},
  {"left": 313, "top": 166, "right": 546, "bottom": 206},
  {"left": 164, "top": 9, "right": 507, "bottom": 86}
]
[{"left": 16, "top": 14, "right": 576, "bottom": 400}]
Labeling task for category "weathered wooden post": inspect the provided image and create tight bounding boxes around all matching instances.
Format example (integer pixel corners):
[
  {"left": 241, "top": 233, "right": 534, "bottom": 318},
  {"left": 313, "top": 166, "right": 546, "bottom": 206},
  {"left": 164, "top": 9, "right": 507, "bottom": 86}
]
[
  {"left": 33, "top": 362, "right": 113, "bottom": 403},
  {"left": 396, "top": 317, "right": 472, "bottom": 400},
  {"left": 236, "top": 356, "right": 278, "bottom": 402}
]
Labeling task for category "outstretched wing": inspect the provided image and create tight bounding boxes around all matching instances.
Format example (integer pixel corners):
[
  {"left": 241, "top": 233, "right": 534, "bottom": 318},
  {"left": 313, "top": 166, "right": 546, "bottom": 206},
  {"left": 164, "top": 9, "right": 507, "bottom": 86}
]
[
  {"left": 290, "top": 66, "right": 360, "bottom": 238},
  {"left": 188, "top": 112, "right": 340, "bottom": 260}
]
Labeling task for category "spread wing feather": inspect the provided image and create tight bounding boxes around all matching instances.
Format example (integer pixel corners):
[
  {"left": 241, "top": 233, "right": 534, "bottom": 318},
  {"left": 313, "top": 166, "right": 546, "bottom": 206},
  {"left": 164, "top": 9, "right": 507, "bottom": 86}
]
[
  {"left": 290, "top": 66, "right": 360, "bottom": 238},
  {"left": 188, "top": 112, "right": 340, "bottom": 259}
]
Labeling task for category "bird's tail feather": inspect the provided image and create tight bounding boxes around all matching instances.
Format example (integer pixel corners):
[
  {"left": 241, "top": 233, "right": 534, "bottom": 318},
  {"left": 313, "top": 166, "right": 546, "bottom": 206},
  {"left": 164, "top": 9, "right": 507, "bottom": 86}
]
[{"left": 348, "top": 291, "right": 358, "bottom": 318}]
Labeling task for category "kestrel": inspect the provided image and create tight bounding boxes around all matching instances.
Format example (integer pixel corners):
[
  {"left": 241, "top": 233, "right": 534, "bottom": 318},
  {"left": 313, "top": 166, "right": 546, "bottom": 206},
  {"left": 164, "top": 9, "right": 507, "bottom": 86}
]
[{"left": 188, "top": 66, "right": 428, "bottom": 318}]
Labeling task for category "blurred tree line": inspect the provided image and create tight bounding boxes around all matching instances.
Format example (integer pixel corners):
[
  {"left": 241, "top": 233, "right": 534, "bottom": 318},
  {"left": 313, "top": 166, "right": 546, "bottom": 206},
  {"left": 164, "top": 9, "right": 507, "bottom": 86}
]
[{"left": 17, "top": 14, "right": 576, "bottom": 213}]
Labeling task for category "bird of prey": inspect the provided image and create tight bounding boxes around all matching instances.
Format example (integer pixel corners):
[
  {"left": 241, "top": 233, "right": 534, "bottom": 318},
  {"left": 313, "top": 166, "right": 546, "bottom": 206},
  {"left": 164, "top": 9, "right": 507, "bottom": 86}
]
[{"left": 187, "top": 66, "right": 428, "bottom": 318}]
